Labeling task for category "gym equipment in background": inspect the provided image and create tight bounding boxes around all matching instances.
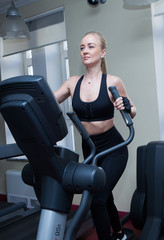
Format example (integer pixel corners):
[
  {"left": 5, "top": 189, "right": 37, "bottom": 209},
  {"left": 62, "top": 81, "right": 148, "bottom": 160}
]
[{"left": 130, "top": 141, "right": 164, "bottom": 240}]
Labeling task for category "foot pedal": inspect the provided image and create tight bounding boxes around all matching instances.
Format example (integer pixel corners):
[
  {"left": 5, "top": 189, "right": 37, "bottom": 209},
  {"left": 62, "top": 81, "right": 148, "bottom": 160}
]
[{"left": 123, "top": 227, "right": 135, "bottom": 240}]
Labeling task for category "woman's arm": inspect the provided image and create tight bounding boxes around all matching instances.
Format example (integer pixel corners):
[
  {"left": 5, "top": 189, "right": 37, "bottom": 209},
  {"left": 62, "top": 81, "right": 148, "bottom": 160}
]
[
  {"left": 108, "top": 75, "right": 136, "bottom": 119},
  {"left": 54, "top": 76, "right": 79, "bottom": 103},
  {"left": 54, "top": 79, "right": 71, "bottom": 104}
]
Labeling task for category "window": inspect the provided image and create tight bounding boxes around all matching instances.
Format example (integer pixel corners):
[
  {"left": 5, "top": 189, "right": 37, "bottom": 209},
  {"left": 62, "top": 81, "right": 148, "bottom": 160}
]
[{"left": 24, "top": 50, "right": 33, "bottom": 75}]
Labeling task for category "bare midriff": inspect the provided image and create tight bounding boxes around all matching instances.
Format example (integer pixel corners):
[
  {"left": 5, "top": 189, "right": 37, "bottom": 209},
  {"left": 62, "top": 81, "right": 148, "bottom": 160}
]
[{"left": 81, "top": 118, "right": 114, "bottom": 135}]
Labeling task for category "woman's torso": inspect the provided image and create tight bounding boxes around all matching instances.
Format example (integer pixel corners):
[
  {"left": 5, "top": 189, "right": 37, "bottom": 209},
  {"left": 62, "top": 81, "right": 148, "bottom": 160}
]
[{"left": 70, "top": 74, "right": 115, "bottom": 135}]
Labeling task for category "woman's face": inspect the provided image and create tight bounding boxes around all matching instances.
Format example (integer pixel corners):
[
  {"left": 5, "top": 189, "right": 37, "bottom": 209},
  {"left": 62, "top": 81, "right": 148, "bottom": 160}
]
[{"left": 80, "top": 34, "right": 106, "bottom": 67}]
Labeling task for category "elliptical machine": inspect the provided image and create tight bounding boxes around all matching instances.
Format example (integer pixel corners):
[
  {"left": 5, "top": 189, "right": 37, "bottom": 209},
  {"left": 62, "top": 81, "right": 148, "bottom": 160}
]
[
  {"left": 130, "top": 141, "right": 164, "bottom": 240},
  {"left": 0, "top": 75, "right": 134, "bottom": 240}
]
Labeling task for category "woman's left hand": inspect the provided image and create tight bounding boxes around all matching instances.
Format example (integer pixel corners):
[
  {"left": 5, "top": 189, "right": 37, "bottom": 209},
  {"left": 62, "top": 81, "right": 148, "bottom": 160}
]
[{"left": 114, "top": 96, "right": 131, "bottom": 113}]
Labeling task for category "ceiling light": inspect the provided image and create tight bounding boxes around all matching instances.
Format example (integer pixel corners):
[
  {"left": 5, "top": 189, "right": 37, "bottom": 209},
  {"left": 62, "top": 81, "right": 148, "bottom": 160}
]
[
  {"left": 123, "top": 0, "right": 159, "bottom": 7},
  {"left": 0, "top": 0, "right": 30, "bottom": 39}
]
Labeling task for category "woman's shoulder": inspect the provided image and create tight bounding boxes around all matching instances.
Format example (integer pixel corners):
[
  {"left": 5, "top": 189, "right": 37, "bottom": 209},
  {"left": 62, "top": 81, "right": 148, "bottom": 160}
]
[
  {"left": 67, "top": 75, "right": 81, "bottom": 83},
  {"left": 65, "top": 75, "right": 80, "bottom": 87},
  {"left": 106, "top": 74, "right": 127, "bottom": 96},
  {"left": 106, "top": 74, "right": 123, "bottom": 87},
  {"left": 66, "top": 75, "right": 81, "bottom": 94}
]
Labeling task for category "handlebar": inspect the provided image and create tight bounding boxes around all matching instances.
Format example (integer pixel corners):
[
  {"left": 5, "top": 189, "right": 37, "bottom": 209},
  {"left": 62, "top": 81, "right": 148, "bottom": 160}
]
[
  {"left": 67, "top": 112, "right": 89, "bottom": 141},
  {"left": 67, "top": 112, "right": 96, "bottom": 164},
  {"left": 109, "top": 86, "right": 133, "bottom": 126},
  {"left": 92, "top": 86, "right": 135, "bottom": 165}
]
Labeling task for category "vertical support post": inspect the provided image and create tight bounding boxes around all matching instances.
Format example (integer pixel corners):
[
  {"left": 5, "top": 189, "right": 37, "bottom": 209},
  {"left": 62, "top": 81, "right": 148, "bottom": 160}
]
[{"left": 36, "top": 209, "right": 67, "bottom": 240}]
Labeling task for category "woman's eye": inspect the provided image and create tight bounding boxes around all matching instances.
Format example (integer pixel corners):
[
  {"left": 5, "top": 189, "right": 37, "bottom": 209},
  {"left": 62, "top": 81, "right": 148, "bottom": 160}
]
[
  {"left": 80, "top": 47, "right": 84, "bottom": 51},
  {"left": 89, "top": 46, "right": 94, "bottom": 49}
]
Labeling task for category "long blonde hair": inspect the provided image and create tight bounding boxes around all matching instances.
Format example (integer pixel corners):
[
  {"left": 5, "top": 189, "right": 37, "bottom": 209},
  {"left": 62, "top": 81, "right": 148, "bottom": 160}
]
[{"left": 83, "top": 31, "right": 107, "bottom": 74}]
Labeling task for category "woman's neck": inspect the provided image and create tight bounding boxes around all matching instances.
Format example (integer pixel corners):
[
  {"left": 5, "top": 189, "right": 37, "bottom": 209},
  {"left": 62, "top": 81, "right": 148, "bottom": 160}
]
[{"left": 84, "top": 68, "right": 102, "bottom": 83}]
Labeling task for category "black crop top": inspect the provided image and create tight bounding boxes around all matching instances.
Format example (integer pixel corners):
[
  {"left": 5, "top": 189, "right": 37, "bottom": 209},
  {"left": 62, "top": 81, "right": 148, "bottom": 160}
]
[{"left": 72, "top": 74, "right": 114, "bottom": 122}]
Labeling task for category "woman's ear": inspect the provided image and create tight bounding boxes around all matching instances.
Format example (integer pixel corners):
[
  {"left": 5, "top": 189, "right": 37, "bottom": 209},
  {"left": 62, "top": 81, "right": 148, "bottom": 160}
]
[{"left": 101, "top": 48, "right": 106, "bottom": 58}]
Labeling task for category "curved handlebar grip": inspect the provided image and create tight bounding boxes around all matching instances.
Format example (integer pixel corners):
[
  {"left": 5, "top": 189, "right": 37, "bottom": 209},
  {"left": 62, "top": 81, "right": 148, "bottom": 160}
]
[
  {"left": 67, "top": 112, "right": 90, "bottom": 140},
  {"left": 109, "top": 86, "right": 133, "bottom": 126},
  {"left": 109, "top": 86, "right": 120, "bottom": 100}
]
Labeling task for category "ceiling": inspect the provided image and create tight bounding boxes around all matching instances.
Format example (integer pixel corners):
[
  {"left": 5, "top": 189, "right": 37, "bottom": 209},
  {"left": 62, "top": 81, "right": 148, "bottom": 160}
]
[{"left": 0, "top": 0, "right": 38, "bottom": 14}]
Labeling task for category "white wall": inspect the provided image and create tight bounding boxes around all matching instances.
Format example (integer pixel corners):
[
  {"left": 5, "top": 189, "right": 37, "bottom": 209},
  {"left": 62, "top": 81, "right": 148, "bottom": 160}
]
[
  {"left": 45, "top": 44, "right": 62, "bottom": 91},
  {"left": 153, "top": 0, "right": 164, "bottom": 14},
  {"left": 1, "top": 53, "right": 24, "bottom": 80}
]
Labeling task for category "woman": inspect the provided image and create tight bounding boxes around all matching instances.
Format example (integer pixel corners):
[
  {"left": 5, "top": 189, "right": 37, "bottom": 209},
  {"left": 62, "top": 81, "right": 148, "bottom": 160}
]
[{"left": 55, "top": 31, "right": 136, "bottom": 240}]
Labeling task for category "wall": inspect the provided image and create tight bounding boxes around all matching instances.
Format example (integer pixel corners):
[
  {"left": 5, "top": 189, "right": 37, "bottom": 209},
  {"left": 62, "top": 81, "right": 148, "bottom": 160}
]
[
  {"left": 0, "top": 38, "right": 5, "bottom": 146},
  {"left": 0, "top": 0, "right": 160, "bottom": 211},
  {"left": 151, "top": 1, "right": 164, "bottom": 140}
]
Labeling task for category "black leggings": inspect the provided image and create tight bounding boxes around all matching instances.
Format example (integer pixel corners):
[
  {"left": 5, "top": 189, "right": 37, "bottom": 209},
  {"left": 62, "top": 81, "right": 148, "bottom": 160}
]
[{"left": 82, "top": 126, "right": 128, "bottom": 240}]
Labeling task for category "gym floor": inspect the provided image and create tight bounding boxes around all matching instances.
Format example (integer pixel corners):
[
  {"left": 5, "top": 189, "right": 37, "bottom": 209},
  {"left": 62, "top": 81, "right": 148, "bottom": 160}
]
[{"left": 77, "top": 218, "right": 141, "bottom": 240}]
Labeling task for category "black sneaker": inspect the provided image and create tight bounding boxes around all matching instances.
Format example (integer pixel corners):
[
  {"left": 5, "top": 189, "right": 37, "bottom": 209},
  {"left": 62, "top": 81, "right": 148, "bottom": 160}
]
[{"left": 112, "top": 232, "right": 127, "bottom": 240}]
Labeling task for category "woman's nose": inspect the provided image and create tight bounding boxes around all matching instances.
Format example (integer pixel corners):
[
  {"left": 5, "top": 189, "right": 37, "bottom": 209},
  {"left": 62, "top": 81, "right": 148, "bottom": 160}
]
[{"left": 83, "top": 48, "right": 88, "bottom": 54}]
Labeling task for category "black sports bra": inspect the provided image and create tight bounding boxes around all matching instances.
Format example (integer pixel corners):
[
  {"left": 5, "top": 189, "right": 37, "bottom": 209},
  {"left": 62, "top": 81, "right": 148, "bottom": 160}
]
[{"left": 72, "top": 74, "right": 114, "bottom": 122}]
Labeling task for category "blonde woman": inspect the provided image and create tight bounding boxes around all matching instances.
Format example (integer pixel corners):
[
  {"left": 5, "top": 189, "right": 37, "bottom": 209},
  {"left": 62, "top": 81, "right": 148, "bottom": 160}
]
[{"left": 55, "top": 31, "right": 136, "bottom": 240}]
